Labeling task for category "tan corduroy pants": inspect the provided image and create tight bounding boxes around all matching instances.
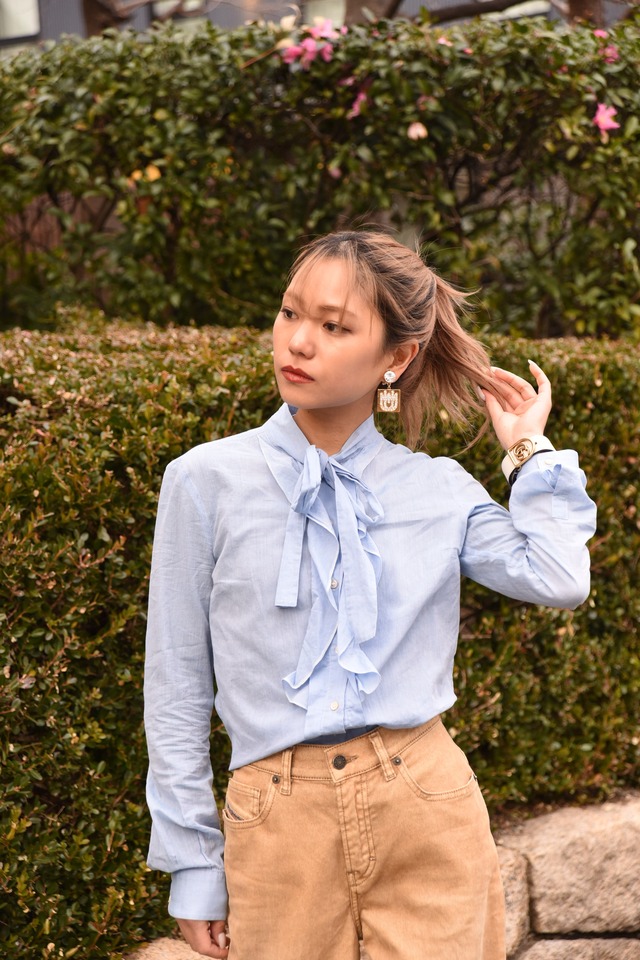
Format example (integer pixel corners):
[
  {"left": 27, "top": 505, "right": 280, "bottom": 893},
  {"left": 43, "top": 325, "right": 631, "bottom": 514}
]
[{"left": 222, "top": 716, "right": 505, "bottom": 960}]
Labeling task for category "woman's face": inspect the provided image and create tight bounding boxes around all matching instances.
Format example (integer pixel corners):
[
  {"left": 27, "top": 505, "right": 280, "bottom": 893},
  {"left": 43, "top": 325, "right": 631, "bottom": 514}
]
[{"left": 273, "top": 258, "right": 392, "bottom": 422}]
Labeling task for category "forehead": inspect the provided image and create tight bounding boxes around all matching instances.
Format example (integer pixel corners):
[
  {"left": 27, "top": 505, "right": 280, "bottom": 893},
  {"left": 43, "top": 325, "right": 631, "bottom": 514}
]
[{"left": 287, "top": 257, "right": 374, "bottom": 317}]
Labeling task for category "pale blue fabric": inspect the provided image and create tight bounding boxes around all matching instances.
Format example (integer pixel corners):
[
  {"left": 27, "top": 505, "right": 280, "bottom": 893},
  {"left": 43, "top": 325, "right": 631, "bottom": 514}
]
[
  {"left": 144, "top": 403, "right": 597, "bottom": 921},
  {"left": 258, "top": 420, "right": 385, "bottom": 716}
]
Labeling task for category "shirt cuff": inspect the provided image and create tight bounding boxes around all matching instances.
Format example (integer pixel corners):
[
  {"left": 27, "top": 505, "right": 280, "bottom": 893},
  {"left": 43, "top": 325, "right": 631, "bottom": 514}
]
[
  {"left": 513, "top": 448, "right": 579, "bottom": 480},
  {"left": 169, "top": 867, "right": 228, "bottom": 921}
]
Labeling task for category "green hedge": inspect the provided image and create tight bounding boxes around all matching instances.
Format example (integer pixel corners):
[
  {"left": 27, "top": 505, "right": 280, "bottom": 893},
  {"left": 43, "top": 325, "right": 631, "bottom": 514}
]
[
  {"left": 1, "top": 313, "right": 638, "bottom": 957},
  {"left": 1, "top": 16, "right": 640, "bottom": 336}
]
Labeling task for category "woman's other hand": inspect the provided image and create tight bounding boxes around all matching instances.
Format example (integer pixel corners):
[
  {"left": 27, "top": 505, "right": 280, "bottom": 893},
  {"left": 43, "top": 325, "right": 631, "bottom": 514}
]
[{"left": 176, "top": 918, "right": 230, "bottom": 958}]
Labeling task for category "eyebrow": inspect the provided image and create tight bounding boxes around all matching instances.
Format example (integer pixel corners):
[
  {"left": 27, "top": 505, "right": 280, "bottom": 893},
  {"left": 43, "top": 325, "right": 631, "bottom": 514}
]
[{"left": 284, "top": 290, "right": 358, "bottom": 319}]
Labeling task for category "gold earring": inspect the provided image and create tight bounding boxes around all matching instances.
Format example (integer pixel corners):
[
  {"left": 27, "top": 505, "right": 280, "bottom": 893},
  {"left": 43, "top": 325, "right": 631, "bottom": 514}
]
[{"left": 376, "top": 370, "right": 401, "bottom": 413}]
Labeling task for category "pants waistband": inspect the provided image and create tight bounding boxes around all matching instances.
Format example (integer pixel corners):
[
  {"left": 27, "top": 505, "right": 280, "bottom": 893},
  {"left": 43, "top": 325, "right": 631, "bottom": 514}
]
[{"left": 250, "top": 715, "right": 442, "bottom": 785}]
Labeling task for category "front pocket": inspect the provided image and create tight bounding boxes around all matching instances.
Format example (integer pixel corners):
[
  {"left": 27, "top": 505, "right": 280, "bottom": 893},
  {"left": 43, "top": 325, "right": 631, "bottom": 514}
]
[
  {"left": 223, "top": 777, "right": 261, "bottom": 821},
  {"left": 394, "top": 720, "right": 479, "bottom": 801},
  {"left": 222, "top": 767, "right": 277, "bottom": 829},
  {"left": 398, "top": 765, "right": 478, "bottom": 801}
]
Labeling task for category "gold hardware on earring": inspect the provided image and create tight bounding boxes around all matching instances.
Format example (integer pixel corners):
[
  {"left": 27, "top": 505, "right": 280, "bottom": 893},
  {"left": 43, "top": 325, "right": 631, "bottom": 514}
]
[{"left": 376, "top": 371, "right": 401, "bottom": 413}]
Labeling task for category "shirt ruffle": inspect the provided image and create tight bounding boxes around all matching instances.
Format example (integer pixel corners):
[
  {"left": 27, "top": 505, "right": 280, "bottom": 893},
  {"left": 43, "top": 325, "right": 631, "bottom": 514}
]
[{"left": 258, "top": 405, "right": 385, "bottom": 713}]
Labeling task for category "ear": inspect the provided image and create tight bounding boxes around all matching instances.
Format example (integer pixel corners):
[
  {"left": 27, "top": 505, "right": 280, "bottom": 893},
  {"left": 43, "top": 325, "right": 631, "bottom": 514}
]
[{"left": 385, "top": 340, "right": 420, "bottom": 380}]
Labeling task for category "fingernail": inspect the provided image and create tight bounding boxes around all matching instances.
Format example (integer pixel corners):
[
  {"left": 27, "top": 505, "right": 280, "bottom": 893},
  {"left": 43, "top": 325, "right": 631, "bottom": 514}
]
[
  {"left": 528, "top": 358, "right": 536, "bottom": 366},
  {"left": 476, "top": 386, "right": 486, "bottom": 402},
  {"left": 217, "top": 933, "right": 227, "bottom": 949}
]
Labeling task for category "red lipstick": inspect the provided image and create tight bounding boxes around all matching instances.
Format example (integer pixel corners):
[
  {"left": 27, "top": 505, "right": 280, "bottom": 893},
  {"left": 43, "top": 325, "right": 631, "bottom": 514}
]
[{"left": 281, "top": 366, "right": 315, "bottom": 383}]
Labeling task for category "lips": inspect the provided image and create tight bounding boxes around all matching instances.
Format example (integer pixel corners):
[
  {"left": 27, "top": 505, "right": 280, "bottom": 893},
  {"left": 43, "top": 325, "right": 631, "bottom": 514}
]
[{"left": 281, "top": 366, "right": 315, "bottom": 384}]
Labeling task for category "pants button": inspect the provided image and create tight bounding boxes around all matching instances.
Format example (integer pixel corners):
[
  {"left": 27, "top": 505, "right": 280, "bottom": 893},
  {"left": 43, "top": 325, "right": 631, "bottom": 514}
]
[{"left": 333, "top": 754, "right": 347, "bottom": 770}]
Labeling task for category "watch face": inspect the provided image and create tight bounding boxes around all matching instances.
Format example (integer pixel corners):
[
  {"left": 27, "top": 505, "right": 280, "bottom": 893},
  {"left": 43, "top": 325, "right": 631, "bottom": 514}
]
[{"left": 511, "top": 438, "right": 535, "bottom": 463}]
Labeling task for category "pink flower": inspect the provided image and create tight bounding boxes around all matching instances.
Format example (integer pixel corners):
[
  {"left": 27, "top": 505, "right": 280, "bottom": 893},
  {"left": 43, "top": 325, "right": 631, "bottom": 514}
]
[
  {"left": 339, "top": 75, "right": 356, "bottom": 87},
  {"left": 437, "top": 36, "right": 453, "bottom": 47},
  {"left": 309, "top": 18, "right": 337, "bottom": 39},
  {"left": 299, "top": 37, "right": 320, "bottom": 68},
  {"left": 320, "top": 42, "right": 333, "bottom": 63},
  {"left": 463, "top": 47, "right": 473, "bottom": 55},
  {"left": 407, "top": 121, "right": 428, "bottom": 140},
  {"left": 601, "top": 44, "right": 619, "bottom": 63},
  {"left": 593, "top": 103, "right": 620, "bottom": 133},
  {"left": 327, "top": 166, "right": 342, "bottom": 179},
  {"left": 593, "top": 28, "right": 608, "bottom": 38},
  {"left": 282, "top": 44, "right": 303, "bottom": 64},
  {"left": 347, "top": 91, "right": 367, "bottom": 119}
]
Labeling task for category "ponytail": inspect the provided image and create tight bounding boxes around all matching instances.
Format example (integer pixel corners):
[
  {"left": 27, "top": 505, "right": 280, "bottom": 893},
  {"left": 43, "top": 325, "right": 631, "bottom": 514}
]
[{"left": 398, "top": 273, "right": 498, "bottom": 448}]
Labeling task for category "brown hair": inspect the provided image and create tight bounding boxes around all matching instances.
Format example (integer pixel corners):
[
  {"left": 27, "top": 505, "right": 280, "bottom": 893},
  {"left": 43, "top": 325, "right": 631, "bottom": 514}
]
[{"left": 289, "top": 230, "right": 502, "bottom": 449}]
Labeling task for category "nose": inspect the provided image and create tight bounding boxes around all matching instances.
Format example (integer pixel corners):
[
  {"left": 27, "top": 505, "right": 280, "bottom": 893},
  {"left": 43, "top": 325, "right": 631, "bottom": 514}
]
[{"left": 287, "top": 319, "right": 315, "bottom": 357}]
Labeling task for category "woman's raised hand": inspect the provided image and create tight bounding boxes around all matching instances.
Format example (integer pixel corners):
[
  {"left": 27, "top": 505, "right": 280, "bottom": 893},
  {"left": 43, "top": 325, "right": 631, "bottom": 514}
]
[{"left": 483, "top": 360, "right": 553, "bottom": 451}]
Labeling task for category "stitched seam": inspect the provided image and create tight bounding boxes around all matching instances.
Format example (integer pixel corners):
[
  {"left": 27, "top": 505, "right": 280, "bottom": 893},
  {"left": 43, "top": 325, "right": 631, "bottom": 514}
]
[
  {"left": 398, "top": 768, "right": 478, "bottom": 802},
  {"left": 356, "top": 777, "right": 376, "bottom": 882}
]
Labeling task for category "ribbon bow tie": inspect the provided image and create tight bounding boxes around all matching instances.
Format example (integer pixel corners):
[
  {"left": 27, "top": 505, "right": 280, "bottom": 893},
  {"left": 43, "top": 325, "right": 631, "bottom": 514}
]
[{"left": 258, "top": 413, "right": 386, "bottom": 712}]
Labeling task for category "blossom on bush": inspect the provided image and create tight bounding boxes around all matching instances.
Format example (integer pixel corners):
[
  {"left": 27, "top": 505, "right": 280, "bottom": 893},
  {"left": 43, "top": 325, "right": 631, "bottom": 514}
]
[
  {"left": 282, "top": 36, "right": 333, "bottom": 68},
  {"left": 309, "top": 18, "right": 340, "bottom": 39},
  {"left": 593, "top": 102, "right": 620, "bottom": 142},
  {"left": 407, "top": 121, "right": 428, "bottom": 140},
  {"left": 601, "top": 44, "right": 619, "bottom": 63},
  {"left": 347, "top": 91, "right": 367, "bottom": 119},
  {"left": 280, "top": 18, "right": 341, "bottom": 69},
  {"left": 593, "top": 28, "right": 608, "bottom": 38},
  {"left": 437, "top": 36, "right": 453, "bottom": 47},
  {"left": 282, "top": 44, "right": 303, "bottom": 64}
]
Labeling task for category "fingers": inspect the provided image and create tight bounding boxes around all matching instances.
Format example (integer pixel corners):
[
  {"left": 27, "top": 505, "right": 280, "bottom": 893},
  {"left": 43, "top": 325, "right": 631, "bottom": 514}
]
[
  {"left": 490, "top": 366, "right": 536, "bottom": 409},
  {"left": 490, "top": 361, "right": 552, "bottom": 413},
  {"left": 176, "top": 918, "right": 230, "bottom": 959},
  {"left": 482, "top": 389, "right": 503, "bottom": 420},
  {"left": 527, "top": 359, "right": 552, "bottom": 403},
  {"left": 210, "top": 919, "right": 230, "bottom": 956}
]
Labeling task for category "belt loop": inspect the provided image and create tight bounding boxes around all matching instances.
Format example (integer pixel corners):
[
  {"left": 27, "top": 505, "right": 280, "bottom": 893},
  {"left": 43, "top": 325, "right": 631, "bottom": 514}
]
[
  {"left": 281, "top": 748, "right": 293, "bottom": 795},
  {"left": 369, "top": 730, "right": 396, "bottom": 781}
]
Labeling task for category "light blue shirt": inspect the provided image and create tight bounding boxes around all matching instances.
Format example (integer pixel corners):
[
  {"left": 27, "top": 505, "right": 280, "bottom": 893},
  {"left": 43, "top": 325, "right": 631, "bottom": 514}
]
[{"left": 144, "top": 403, "right": 596, "bottom": 920}]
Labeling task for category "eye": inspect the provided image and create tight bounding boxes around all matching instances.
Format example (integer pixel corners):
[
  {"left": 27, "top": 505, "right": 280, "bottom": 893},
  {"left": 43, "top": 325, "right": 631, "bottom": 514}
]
[
  {"left": 280, "top": 307, "right": 297, "bottom": 320},
  {"left": 324, "top": 322, "right": 348, "bottom": 334}
]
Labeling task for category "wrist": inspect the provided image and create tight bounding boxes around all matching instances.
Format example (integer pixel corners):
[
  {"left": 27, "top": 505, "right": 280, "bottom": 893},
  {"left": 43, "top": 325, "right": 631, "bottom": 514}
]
[{"left": 501, "top": 435, "right": 555, "bottom": 485}]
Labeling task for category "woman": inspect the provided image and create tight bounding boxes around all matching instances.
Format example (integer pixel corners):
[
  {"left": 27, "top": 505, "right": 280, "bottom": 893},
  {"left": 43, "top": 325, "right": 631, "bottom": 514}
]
[{"left": 144, "top": 231, "right": 596, "bottom": 960}]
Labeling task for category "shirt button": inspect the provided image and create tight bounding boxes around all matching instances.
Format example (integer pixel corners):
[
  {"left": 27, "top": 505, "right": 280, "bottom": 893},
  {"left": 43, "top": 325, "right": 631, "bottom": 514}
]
[
  {"left": 544, "top": 457, "right": 555, "bottom": 465},
  {"left": 330, "top": 700, "right": 339, "bottom": 711},
  {"left": 330, "top": 578, "right": 339, "bottom": 589},
  {"left": 333, "top": 754, "right": 347, "bottom": 770}
]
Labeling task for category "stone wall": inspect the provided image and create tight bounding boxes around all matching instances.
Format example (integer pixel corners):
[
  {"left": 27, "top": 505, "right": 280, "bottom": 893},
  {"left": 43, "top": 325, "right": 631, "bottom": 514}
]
[{"left": 497, "top": 792, "right": 640, "bottom": 959}]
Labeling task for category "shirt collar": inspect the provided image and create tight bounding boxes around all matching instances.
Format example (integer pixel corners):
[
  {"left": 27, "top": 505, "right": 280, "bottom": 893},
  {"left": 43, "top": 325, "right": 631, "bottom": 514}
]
[{"left": 259, "top": 403, "right": 385, "bottom": 470}]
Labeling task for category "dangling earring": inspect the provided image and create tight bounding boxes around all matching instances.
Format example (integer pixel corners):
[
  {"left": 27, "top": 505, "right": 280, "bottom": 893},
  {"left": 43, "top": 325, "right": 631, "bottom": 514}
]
[{"left": 376, "top": 370, "right": 401, "bottom": 413}]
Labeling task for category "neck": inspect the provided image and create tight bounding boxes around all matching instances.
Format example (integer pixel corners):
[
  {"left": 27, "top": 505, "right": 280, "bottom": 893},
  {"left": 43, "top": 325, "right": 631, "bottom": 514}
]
[{"left": 293, "top": 403, "right": 372, "bottom": 456}]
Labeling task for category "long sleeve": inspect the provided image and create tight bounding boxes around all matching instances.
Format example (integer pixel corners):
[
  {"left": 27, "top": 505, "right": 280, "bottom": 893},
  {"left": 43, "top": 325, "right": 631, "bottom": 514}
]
[
  {"left": 144, "top": 459, "right": 227, "bottom": 920},
  {"left": 459, "top": 450, "right": 597, "bottom": 608}
]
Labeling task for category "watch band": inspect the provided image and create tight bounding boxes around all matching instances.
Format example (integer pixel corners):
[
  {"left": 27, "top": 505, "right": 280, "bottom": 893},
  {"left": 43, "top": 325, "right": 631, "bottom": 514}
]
[{"left": 501, "top": 435, "right": 555, "bottom": 484}]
